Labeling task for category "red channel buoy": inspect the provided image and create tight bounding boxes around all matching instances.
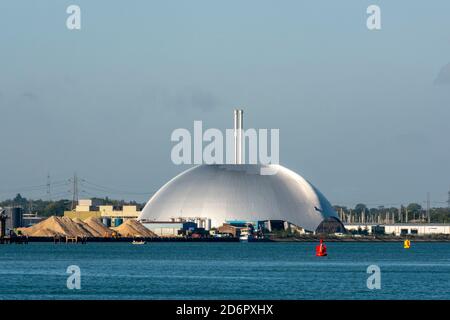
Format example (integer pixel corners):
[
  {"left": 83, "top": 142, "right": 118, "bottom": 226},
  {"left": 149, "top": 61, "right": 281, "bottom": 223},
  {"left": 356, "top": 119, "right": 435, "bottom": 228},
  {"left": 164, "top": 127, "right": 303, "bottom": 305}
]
[{"left": 316, "top": 239, "right": 328, "bottom": 257}]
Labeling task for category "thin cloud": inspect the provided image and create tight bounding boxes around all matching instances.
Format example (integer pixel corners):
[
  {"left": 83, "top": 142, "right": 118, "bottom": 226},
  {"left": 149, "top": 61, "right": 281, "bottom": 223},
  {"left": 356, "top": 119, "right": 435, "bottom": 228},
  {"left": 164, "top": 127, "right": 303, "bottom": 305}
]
[
  {"left": 22, "top": 91, "right": 39, "bottom": 101},
  {"left": 186, "top": 90, "right": 219, "bottom": 112},
  {"left": 152, "top": 88, "right": 220, "bottom": 112},
  {"left": 434, "top": 63, "right": 450, "bottom": 85}
]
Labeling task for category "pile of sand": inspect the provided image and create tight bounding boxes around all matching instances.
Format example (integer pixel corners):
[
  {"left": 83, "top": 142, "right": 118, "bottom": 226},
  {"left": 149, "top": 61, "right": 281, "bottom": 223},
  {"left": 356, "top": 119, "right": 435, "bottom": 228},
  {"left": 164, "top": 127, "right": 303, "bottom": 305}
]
[
  {"left": 112, "top": 220, "right": 157, "bottom": 238},
  {"left": 83, "top": 217, "right": 114, "bottom": 237},
  {"left": 19, "top": 216, "right": 86, "bottom": 237},
  {"left": 18, "top": 216, "right": 155, "bottom": 238},
  {"left": 19, "top": 216, "right": 115, "bottom": 238}
]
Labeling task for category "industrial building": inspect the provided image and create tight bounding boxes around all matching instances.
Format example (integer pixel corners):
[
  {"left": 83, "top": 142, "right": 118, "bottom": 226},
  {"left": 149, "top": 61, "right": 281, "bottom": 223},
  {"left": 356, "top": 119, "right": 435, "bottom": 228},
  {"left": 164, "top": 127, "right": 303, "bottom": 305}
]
[
  {"left": 141, "top": 221, "right": 197, "bottom": 237},
  {"left": 138, "top": 164, "right": 340, "bottom": 232},
  {"left": 4, "top": 207, "right": 23, "bottom": 231},
  {"left": 21, "top": 212, "right": 46, "bottom": 227},
  {"left": 0, "top": 207, "right": 45, "bottom": 236},
  {"left": 64, "top": 199, "right": 140, "bottom": 226},
  {"left": 216, "top": 220, "right": 308, "bottom": 237},
  {"left": 0, "top": 207, "right": 38, "bottom": 230},
  {"left": 344, "top": 223, "right": 450, "bottom": 236},
  {"left": 217, "top": 223, "right": 245, "bottom": 237},
  {"left": 0, "top": 208, "right": 7, "bottom": 237},
  {"left": 138, "top": 110, "right": 343, "bottom": 233}
]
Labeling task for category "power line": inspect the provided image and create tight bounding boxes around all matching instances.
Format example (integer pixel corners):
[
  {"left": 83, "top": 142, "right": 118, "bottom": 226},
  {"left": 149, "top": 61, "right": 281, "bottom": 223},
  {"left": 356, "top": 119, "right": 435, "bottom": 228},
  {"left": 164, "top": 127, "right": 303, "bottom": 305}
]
[
  {"left": 0, "top": 180, "right": 70, "bottom": 195},
  {"left": 70, "top": 173, "right": 79, "bottom": 210},
  {"left": 447, "top": 187, "right": 450, "bottom": 209},
  {"left": 80, "top": 179, "right": 153, "bottom": 195},
  {"left": 46, "top": 173, "right": 51, "bottom": 201}
]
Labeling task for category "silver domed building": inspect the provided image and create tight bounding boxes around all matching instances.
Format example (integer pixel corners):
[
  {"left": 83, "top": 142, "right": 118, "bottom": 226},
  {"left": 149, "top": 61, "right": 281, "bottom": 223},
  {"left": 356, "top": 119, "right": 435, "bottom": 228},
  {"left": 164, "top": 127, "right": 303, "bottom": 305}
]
[
  {"left": 139, "top": 164, "right": 340, "bottom": 232},
  {"left": 139, "top": 110, "right": 343, "bottom": 233}
]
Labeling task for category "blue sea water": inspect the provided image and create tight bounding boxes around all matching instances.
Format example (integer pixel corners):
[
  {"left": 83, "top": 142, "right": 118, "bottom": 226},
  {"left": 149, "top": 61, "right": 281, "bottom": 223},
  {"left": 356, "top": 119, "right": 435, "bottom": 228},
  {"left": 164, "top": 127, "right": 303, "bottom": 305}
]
[{"left": 0, "top": 242, "right": 450, "bottom": 300}]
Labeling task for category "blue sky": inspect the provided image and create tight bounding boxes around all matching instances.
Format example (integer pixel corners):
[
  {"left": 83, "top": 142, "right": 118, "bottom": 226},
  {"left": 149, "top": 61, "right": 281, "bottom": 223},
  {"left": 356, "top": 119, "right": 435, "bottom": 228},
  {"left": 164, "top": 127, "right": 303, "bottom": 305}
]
[{"left": 0, "top": 0, "right": 449, "bottom": 207}]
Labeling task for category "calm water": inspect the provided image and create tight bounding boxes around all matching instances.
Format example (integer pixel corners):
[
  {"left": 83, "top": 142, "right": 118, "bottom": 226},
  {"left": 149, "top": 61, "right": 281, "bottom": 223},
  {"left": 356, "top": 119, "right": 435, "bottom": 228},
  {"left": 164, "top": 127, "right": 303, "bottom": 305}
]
[{"left": 1, "top": 242, "right": 450, "bottom": 300}]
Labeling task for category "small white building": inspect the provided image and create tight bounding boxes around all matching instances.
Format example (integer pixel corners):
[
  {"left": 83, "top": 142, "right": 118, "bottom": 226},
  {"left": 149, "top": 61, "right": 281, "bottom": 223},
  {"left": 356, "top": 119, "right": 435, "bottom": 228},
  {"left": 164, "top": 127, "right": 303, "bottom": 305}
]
[{"left": 344, "top": 223, "right": 450, "bottom": 236}]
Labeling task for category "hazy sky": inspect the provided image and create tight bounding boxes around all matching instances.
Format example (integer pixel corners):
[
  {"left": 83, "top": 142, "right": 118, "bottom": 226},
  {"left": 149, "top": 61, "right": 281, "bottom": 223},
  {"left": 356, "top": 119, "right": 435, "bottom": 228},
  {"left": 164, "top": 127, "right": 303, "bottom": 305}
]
[{"left": 0, "top": 0, "right": 449, "bottom": 207}]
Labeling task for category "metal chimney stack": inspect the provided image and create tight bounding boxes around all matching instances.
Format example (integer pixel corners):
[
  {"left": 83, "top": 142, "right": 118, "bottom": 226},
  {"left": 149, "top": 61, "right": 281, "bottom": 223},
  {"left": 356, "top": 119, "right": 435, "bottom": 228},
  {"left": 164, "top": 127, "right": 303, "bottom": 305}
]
[{"left": 234, "top": 109, "right": 243, "bottom": 164}]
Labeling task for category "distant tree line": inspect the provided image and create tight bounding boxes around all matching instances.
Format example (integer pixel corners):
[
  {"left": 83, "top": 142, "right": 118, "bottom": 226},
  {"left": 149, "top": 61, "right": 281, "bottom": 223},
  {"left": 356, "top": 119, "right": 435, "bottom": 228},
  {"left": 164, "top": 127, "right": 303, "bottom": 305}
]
[
  {"left": 0, "top": 194, "right": 146, "bottom": 217},
  {"left": 334, "top": 203, "right": 450, "bottom": 224}
]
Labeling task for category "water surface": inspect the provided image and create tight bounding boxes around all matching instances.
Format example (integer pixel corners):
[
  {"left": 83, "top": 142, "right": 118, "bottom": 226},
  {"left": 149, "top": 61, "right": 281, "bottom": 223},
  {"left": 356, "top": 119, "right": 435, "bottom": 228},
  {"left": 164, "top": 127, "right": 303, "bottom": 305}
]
[{"left": 1, "top": 242, "right": 449, "bottom": 299}]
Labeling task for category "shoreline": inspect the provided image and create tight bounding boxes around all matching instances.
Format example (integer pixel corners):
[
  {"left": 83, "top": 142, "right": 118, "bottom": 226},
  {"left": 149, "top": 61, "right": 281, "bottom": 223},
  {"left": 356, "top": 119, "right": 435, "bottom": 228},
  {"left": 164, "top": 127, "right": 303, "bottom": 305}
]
[
  {"left": 271, "top": 238, "right": 450, "bottom": 242},
  {"left": 3, "top": 235, "right": 450, "bottom": 243}
]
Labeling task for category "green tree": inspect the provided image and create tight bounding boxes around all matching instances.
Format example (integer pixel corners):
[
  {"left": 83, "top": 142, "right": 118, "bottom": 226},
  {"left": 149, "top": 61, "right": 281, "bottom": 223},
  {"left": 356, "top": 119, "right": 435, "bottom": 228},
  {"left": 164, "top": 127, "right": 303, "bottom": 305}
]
[
  {"left": 354, "top": 203, "right": 367, "bottom": 214},
  {"left": 407, "top": 203, "right": 422, "bottom": 214},
  {"left": 13, "top": 193, "right": 27, "bottom": 207}
]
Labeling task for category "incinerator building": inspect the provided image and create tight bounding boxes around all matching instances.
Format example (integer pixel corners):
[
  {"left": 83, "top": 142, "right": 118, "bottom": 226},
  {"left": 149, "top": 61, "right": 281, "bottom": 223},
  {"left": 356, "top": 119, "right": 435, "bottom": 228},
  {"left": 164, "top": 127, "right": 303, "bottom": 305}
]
[{"left": 138, "top": 110, "right": 343, "bottom": 233}]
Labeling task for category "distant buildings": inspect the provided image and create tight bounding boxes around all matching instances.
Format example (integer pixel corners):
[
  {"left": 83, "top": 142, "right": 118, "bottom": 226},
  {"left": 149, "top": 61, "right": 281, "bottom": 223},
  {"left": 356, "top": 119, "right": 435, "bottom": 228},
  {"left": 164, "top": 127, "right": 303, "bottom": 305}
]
[
  {"left": 0, "top": 207, "right": 45, "bottom": 236},
  {"left": 345, "top": 223, "right": 450, "bottom": 236},
  {"left": 217, "top": 223, "right": 242, "bottom": 237},
  {"left": 64, "top": 199, "right": 140, "bottom": 227},
  {"left": 22, "top": 212, "right": 46, "bottom": 227},
  {"left": 4, "top": 207, "right": 23, "bottom": 230},
  {"left": 141, "top": 221, "right": 197, "bottom": 237}
]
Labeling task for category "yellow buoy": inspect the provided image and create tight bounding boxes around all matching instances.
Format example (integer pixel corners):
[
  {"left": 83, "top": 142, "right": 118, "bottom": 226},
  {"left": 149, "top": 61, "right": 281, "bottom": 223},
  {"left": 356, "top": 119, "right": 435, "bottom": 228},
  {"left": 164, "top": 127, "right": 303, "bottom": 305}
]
[{"left": 404, "top": 239, "right": 411, "bottom": 249}]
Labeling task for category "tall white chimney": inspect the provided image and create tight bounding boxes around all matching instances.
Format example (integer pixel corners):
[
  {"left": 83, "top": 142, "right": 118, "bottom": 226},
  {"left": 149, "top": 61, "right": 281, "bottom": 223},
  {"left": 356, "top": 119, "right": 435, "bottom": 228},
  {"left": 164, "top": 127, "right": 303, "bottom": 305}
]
[{"left": 234, "top": 109, "right": 243, "bottom": 164}]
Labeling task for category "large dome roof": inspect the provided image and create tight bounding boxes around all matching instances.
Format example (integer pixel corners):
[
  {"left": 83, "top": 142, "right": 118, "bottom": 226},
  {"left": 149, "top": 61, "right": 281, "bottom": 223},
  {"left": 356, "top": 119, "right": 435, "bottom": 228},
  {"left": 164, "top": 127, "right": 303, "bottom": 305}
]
[{"left": 139, "top": 164, "right": 338, "bottom": 231}]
